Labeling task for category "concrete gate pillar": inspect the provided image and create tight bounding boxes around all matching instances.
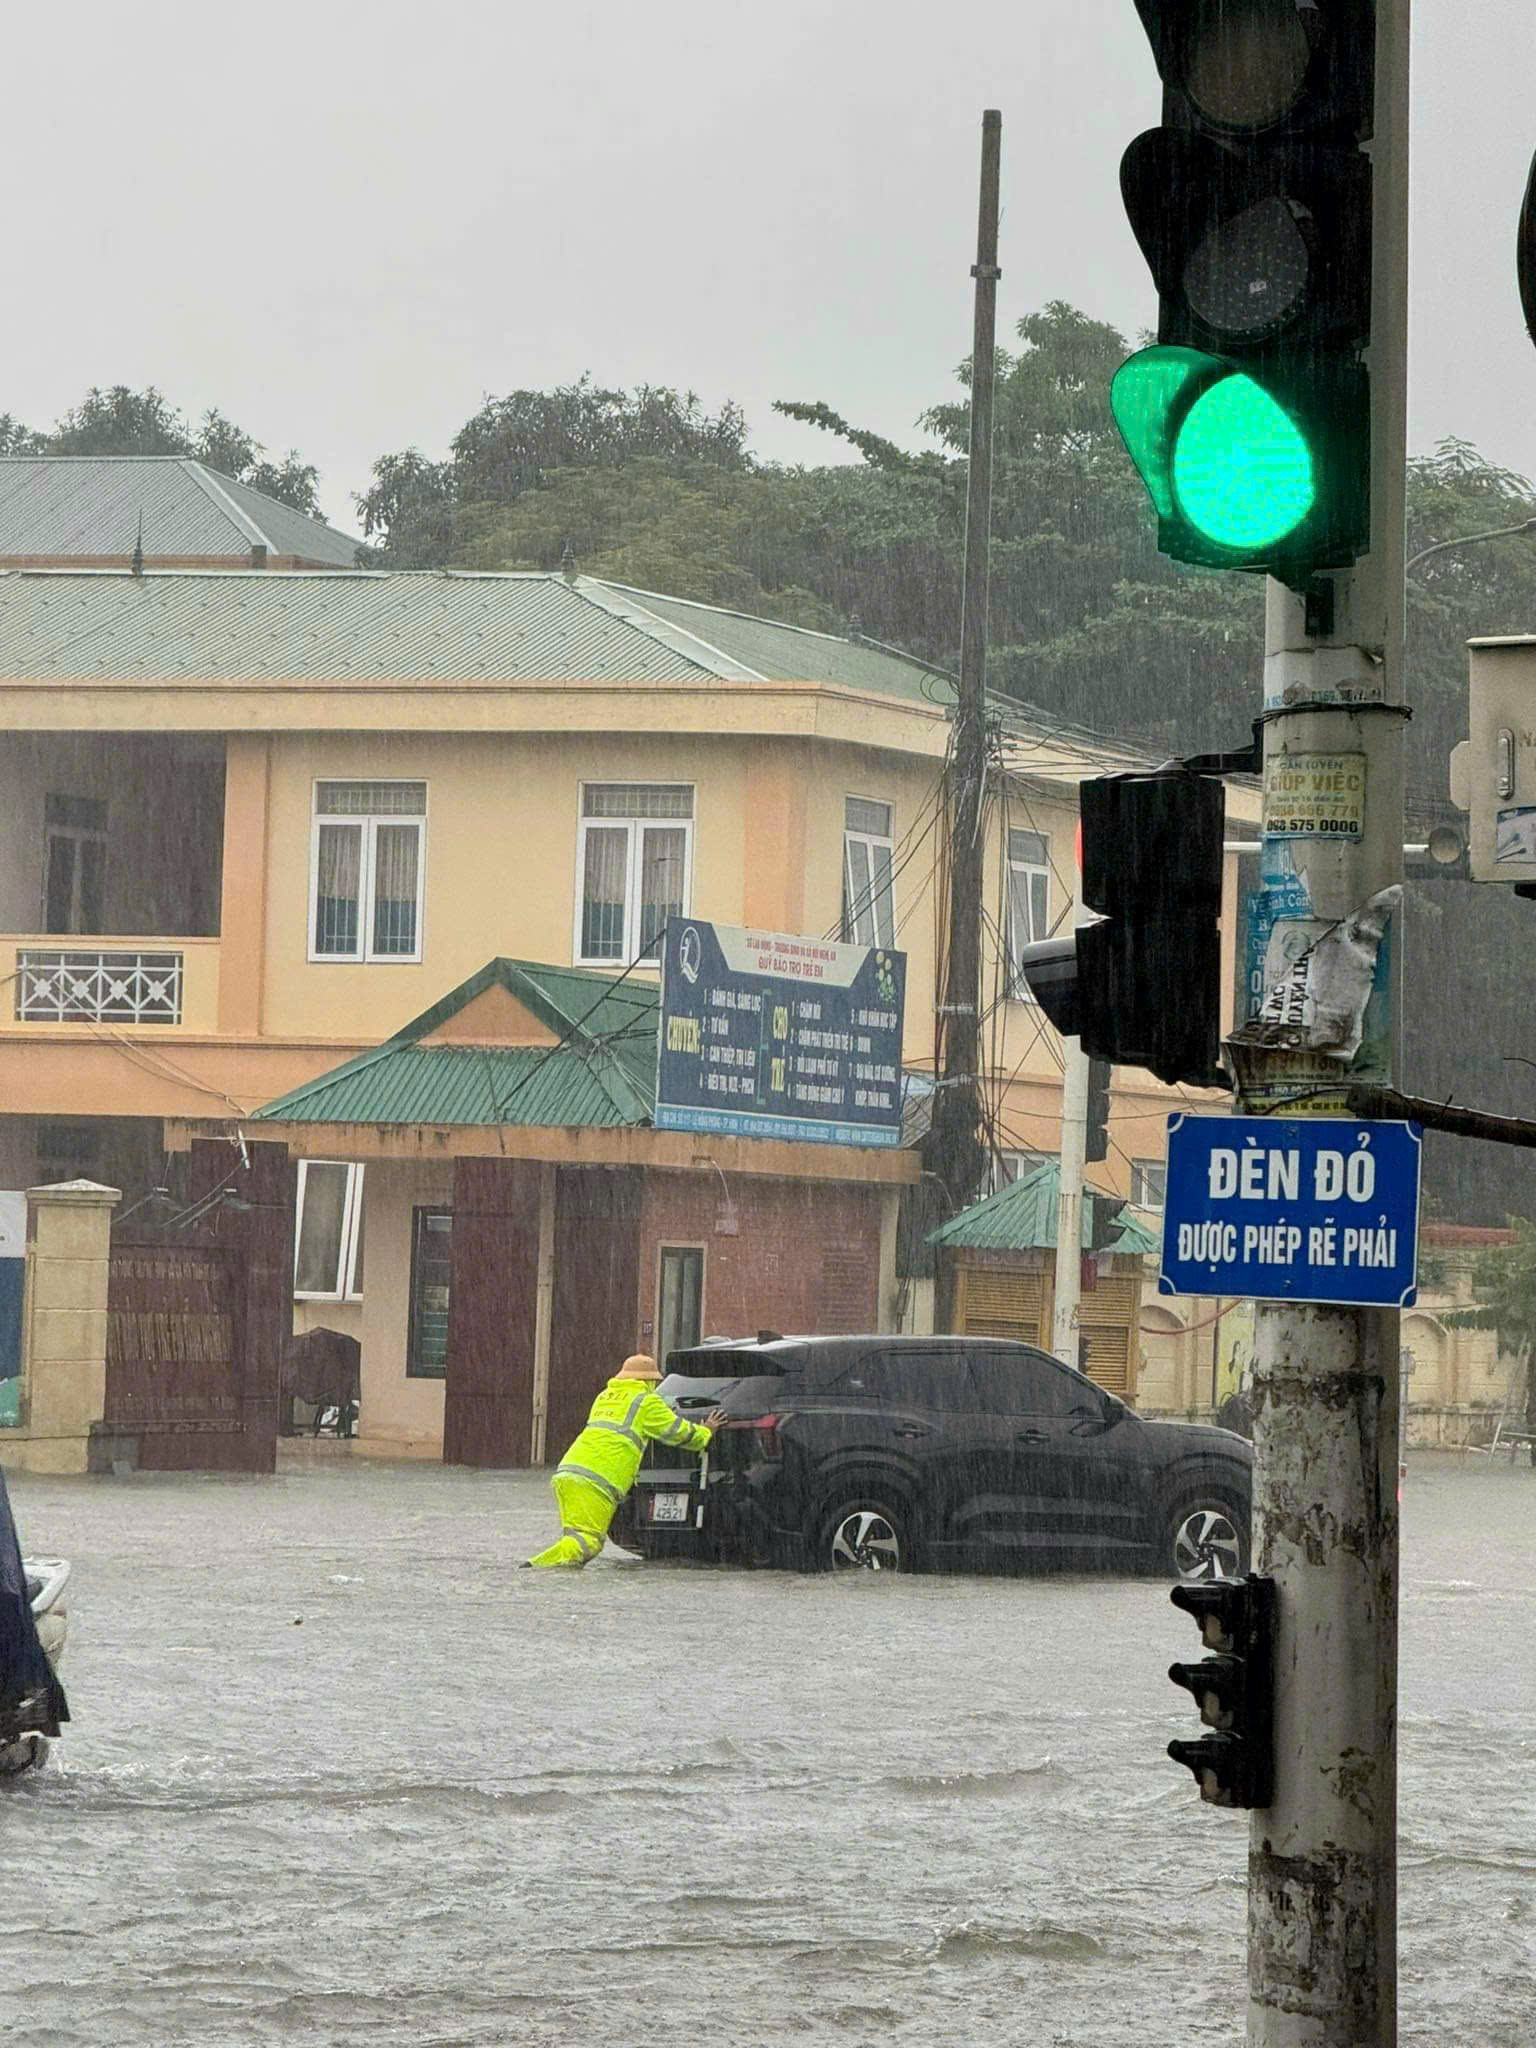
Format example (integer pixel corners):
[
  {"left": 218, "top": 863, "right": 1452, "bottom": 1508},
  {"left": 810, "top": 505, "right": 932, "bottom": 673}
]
[{"left": 10, "top": 1179, "right": 121, "bottom": 1474}]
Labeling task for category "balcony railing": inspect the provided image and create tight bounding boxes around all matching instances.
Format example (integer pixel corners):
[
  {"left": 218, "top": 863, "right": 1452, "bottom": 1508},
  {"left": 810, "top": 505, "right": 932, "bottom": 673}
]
[{"left": 17, "top": 949, "right": 184, "bottom": 1026}]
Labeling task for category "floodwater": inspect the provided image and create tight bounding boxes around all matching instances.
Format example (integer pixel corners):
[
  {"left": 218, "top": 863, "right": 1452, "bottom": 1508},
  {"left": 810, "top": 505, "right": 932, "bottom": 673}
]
[{"left": 4, "top": 1454, "right": 1533, "bottom": 2048}]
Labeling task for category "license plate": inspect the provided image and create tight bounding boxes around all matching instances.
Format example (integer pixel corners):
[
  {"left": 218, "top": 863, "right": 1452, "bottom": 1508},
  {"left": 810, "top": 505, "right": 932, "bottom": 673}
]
[{"left": 647, "top": 1491, "right": 691, "bottom": 1525}]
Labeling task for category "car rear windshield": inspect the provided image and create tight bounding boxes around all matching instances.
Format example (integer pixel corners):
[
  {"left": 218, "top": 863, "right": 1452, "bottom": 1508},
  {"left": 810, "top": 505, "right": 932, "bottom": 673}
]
[{"left": 667, "top": 1346, "right": 804, "bottom": 1379}]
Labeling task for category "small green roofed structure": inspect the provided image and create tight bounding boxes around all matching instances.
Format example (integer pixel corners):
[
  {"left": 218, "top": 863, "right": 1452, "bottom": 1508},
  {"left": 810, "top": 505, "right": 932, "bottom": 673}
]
[
  {"left": 252, "top": 957, "right": 659, "bottom": 1132},
  {"left": 927, "top": 1159, "right": 1158, "bottom": 1255}
]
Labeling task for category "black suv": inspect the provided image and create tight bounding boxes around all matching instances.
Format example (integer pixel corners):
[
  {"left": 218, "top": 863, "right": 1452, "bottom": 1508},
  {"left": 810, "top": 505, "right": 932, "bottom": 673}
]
[{"left": 612, "top": 1334, "right": 1252, "bottom": 1579}]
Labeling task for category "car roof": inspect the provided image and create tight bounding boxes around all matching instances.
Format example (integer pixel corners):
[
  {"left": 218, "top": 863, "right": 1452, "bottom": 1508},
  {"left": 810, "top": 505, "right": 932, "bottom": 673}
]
[{"left": 671, "top": 1334, "right": 1054, "bottom": 1362}]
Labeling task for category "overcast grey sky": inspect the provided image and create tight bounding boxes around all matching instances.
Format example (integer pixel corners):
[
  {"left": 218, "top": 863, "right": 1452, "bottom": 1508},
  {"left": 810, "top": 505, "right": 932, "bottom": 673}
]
[{"left": 11, "top": 1, "right": 1534, "bottom": 534}]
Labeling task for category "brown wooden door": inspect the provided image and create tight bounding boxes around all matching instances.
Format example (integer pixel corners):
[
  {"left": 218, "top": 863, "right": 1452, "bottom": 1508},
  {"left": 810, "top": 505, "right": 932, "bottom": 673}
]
[
  {"left": 442, "top": 1159, "right": 541, "bottom": 1467},
  {"left": 547, "top": 1168, "right": 642, "bottom": 1464}
]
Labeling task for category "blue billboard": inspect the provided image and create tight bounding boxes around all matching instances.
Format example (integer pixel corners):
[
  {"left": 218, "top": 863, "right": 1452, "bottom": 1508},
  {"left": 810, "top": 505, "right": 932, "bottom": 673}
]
[{"left": 655, "top": 919, "right": 907, "bottom": 1148}]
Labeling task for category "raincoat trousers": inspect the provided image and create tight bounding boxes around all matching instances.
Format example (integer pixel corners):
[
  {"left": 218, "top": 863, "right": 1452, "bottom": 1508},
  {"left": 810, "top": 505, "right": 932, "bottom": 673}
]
[{"left": 528, "top": 1375, "right": 713, "bottom": 1568}]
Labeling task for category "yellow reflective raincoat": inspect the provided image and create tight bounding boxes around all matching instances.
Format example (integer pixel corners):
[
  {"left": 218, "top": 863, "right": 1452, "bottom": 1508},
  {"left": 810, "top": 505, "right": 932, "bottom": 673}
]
[{"left": 527, "top": 1375, "right": 713, "bottom": 1568}]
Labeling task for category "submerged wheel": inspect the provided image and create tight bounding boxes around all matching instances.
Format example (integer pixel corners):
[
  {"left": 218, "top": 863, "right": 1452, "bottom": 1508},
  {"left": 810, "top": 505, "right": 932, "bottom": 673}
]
[
  {"left": 815, "top": 1498, "right": 910, "bottom": 1573},
  {"left": 0, "top": 1734, "right": 48, "bottom": 1778},
  {"left": 1168, "top": 1497, "right": 1248, "bottom": 1582}
]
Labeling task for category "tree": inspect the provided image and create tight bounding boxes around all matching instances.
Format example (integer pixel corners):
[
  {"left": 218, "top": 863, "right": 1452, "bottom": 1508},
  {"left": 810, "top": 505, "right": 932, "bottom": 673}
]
[
  {"left": 1445, "top": 1218, "right": 1536, "bottom": 1463},
  {"left": 10, "top": 385, "right": 324, "bottom": 515},
  {"left": 357, "top": 376, "right": 751, "bottom": 564},
  {"left": 450, "top": 458, "right": 834, "bottom": 625},
  {"left": 49, "top": 384, "right": 188, "bottom": 457},
  {"left": 0, "top": 414, "right": 48, "bottom": 457}
]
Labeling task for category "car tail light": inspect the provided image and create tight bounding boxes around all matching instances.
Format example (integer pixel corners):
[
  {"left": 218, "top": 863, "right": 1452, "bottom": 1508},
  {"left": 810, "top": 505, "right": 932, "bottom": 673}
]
[{"left": 718, "top": 1414, "right": 784, "bottom": 1461}]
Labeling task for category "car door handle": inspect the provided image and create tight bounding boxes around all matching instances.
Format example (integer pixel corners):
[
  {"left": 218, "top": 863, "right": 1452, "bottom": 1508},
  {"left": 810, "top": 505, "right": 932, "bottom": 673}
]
[
  {"left": 894, "top": 1425, "right": 932, "bottom": 1438},
  {"left": 1016, "top": 1428, "right": 1049, "bottom": 1444}
]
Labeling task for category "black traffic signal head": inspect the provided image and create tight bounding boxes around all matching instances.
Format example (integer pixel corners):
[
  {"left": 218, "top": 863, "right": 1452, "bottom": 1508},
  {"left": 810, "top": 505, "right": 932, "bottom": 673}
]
[
  {"left": 1167, "top": 1574, "right": 1276, "bottom": 1810},
  {"left": 1084, "top": 1057, "right": 1112, "bottom": 1165},
  {"left": 1017, "top": 769, "right": 1226, "bottom": 1088},
  {"left": 1519, "top": 146, "right": 1536, "bottom": 352},
  {"left": 1086, "top": 1188, "right": 1127, "bottom": 1254},
  {"left": 1115, "top": 0, "right": 1377, "bottom": 585}
]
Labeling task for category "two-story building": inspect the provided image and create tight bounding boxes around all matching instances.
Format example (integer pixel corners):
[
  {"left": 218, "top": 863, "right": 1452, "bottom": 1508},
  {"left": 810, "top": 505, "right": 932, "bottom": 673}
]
[{"left": 0, "top": 564, "right": 1258, "bottom": 1454}]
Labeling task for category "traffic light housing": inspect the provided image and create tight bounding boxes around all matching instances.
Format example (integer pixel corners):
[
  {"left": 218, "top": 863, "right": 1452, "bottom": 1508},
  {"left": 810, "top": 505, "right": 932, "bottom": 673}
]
[
  {"left": 1167, "top": 1574, "right": 1276, "bottom": 1810},
  {"left": 1086, "top": 1188, "right": 1127, "bottom": 1254},
  {"left": 1114, "top": 0, "right": 1376, "bottom": 585},
  {"left": 1016, "top": 769, "right": 1225, "bottom": 1088},
  {"left": 1084, "top": 1057, "right": 1111, "bottom": 1164}
]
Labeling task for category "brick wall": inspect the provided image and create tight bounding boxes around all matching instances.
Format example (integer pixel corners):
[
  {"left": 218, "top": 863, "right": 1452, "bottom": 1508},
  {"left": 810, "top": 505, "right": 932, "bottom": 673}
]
[{"left": 637, "top": 1171, "right": 882, "bottom": 1345}]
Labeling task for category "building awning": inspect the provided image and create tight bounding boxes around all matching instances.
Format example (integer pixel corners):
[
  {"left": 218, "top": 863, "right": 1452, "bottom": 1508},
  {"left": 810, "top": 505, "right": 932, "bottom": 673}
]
[
  {"left": 927, "top": 1160, "right": 1158, "bottom": 1255},
  {"left": 252, "top": 958, "right": 658, "bottom": 1131}
]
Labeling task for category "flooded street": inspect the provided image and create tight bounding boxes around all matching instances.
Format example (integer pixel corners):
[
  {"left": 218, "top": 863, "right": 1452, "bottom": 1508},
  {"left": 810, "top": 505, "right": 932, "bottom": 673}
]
[{"left": 5, "top": 1454, "right": 1534, "bottom": 2048}]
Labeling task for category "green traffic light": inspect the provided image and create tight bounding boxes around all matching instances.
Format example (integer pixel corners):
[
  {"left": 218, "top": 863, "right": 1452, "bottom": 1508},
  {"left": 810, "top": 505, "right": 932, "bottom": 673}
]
[
  {"left": 1110, "top": 345, "right": 1317, "bottom": 563},
  {"left": 1173, "top": 374, "right": 1315, "bottom": 551}
]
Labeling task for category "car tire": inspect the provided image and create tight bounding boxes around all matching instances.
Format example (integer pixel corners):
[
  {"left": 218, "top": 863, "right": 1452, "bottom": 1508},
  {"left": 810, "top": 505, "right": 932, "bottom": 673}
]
[
  {"left": 812, "top": 1493, "right": 913, "bottom": 1573},
  {"left": 1165, "top": 1492, "right": 1249, "bottom": 1581},
  {"left": 0, "top": 1733, "right": 48, "bottom": 1777}
]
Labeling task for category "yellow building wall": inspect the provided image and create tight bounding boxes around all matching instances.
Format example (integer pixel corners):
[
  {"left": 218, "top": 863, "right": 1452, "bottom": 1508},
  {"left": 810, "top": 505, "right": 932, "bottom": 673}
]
[{"left": 254, "top": 729, "right": 1237, "bottom": 1202}]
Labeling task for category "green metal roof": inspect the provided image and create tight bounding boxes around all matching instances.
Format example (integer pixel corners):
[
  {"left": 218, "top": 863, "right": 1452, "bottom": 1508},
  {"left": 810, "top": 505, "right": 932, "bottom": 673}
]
[
  {"left": 0, "top": 565, "right": 952, "bottom": 699},
  {"left": 591, "top": 583, "right": 956, "bottom": 707},
  {"left": 927, "top": 1161, "right": 1159, "bottom": 1254},
  {"left": 253, "top": 958, "right": 659, "bottom": 1130},
  {"left": 0, "top": 457, "right": 361, "bottom": 565}
]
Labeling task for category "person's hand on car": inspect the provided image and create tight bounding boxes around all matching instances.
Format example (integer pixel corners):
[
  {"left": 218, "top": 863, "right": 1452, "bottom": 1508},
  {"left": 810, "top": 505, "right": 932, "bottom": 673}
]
[{"left": 703, "top": 1408, "right": 728, "bottom": 1431}]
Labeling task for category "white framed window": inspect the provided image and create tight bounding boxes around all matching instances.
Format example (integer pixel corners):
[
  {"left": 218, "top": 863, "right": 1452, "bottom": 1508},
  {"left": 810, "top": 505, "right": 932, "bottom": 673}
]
[
  {"left": 1006, "top": 828, "right": 1051, "bottom": 998},
  {"left": 843, "top": 796, "right": 896, "bottom": 947},
  {"left": 575, "top": 783, "right": 693, "bottom": 965},
  {"left": 1131, "top": 1158, "right": 1167, "bottom": 1211},
  {"left": 310, "top": 780, "right": 426, "bottom": 963},
  {"left": 996, "top": 1148, "right": 1049, "bottom": 1191},
  {"left": 294, "top": 1160, "right": 366, "bottom": 1299}
]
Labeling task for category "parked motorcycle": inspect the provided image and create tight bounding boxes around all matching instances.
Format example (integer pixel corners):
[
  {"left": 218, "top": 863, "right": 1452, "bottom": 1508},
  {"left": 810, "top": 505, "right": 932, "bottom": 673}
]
[{"left": 1, "top": 1468, "right": 69, "bottom": 1777}]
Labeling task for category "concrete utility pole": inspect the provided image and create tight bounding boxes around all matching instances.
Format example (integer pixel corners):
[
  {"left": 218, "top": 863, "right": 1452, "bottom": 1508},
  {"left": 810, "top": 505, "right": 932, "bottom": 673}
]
[
  {"left": 933, "top": 109, "right": 1001, "bottom": 1217},
  {"left": 1236, "top": 10, "right": 1411, "bottom": 2044}
]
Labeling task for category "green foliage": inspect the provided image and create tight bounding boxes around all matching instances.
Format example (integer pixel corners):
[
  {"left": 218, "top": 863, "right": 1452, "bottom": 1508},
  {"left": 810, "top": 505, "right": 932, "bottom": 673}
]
[
  {"left": 451, "top": 459, "right": 835, "bottom": 626},
  {"left": 358, "top": 377, "right": 750, "bottom": 565},
  {"left": 1444, "top": 1221, "right": 1536, "bottom": 1440},
  {"left": 0, "top": 413, "right": 48, "bottom": 457},
  {"left": 9, "top": 385, "right": 323, "bottom": 516},
  {"left": 1445, "top": 1218, "right": 1536, "bottom": 1350}
]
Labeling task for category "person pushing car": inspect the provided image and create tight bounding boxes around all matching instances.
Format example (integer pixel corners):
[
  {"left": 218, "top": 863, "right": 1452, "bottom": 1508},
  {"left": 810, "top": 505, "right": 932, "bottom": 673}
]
[{"left": 525, "top": 1353, "right": 722, "bottom": 1568}]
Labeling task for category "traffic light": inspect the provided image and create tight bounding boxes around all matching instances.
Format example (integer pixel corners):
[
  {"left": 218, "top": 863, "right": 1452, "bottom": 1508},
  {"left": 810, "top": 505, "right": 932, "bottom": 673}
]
[
  {"left": 1016, "top": 769, "right": 1225, "bottom": 1088},
  {"left": 1086, "top": 1189, "right": 1127, "bottom": 1254},
  {"left": 1113, "top": 0, "right": 1376, "bottom": 584},
  {"left": 1167, "top": 1574, "right": 1276, "bottom": 1810},
  {"left": 1084, "top": 1057, "right": 1111, "bottom": 1164}
]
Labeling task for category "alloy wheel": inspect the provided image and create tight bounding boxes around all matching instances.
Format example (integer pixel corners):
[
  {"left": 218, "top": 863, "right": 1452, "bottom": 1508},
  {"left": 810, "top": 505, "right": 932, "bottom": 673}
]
[
  {"left": 1172, "top": 1505, "right": 1245, "bottom": 1581},
  {"left": 828, "top": 1509, "right": 902, "bottom": 1571}
]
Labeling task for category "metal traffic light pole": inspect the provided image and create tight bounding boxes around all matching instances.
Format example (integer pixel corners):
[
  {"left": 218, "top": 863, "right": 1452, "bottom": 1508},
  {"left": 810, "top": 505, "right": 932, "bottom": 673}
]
[{"left": 1237, "top": 7, "right": 1411, "bottom": 2043}]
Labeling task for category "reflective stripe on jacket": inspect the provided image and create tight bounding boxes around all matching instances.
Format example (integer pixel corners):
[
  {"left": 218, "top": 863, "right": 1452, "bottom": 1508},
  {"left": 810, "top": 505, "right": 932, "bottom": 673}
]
[{"left": 554, "top": 1375, "right": 711, "bottom": 1500}]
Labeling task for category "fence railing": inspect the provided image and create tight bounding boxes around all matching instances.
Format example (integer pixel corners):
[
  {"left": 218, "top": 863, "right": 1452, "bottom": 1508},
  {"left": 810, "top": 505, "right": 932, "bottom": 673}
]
[{"left": 16, "top": 949, "right": 184, "bottom": 1026}]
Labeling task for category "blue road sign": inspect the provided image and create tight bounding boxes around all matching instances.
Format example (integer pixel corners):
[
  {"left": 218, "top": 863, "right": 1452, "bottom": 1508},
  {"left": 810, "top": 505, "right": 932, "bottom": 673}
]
[
  {"left": 655, "top": 919, "right": 906, "bottom": 1148},
  {"left": 1159, "top": 1115, "right": 1422, "bottom": 1309}
]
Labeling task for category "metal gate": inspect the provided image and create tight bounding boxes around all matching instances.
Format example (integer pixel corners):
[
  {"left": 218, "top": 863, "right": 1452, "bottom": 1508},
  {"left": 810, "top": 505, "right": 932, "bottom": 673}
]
[{"left": 105, "top": 1240, "right": 268, "bottom": 1470}]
